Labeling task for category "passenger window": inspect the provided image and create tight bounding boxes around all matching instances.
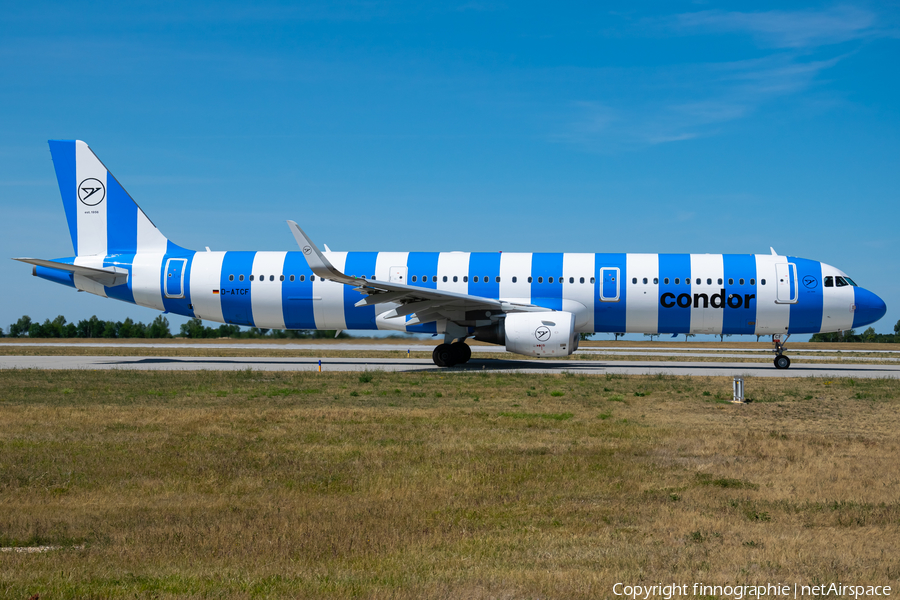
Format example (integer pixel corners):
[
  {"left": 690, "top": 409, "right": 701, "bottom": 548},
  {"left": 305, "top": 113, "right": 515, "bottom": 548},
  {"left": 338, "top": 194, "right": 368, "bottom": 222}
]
[
  {"left": 290, "top": 275, "right": 295, "bottom": 282},
  {"left": 528, "top": 277, "right": 533, "bottom": 283},
  {"left": 642, "top": 278, "right": 648, "bottom": 284},
  {"left": 239, "top": 275, "right": 244, "bottom": 282},
  {"left": 696, "top": 278, "right": 701, "bottom": 285},
  {"left": 463, "top": 276, "right": 468, "bottom": 283},
  {"left": 739, "top": 278, "right": 744, "bottom": 285},
  {"left": 270, "top": 275, "right": 275, "bottom": 282},
  {"left": 453, "top": 276, "right": 458, "bottom": 283},
  {"left": 706, "top": 278, "right": 712, "bottom": 285},
  {"left": 632, "top": 277, "right": 637, "bottom": 284},
  {"left": 825, "top": 276, "right": 833, "bottom": 287},
  {"left": 728, "top": 278, "right": 733, "bottom": 285},
  {"left": 412, "top": 276, "right": 417, "bottom": 282},
  {"left": 549, "top": 277, "right": 554, "bottom": 283},
  {"left": 311, "top": 275, "right": 316, "bottom": 281},
  {"left": 590, "top": 277, "right": 595, "bottom": 284},
  {"left": 761, "top": 279, "right": 766, "bottom": 285},
  {"left": 473, "top": 276, "right": 478, "bottom": 283},
  {"left": 443, "top": 276, "right": 448, "bottom": 282},
  {"left": 538, "top": 277, "right": 544, "bottom": 283},
  {"left": 750, "top": 278, "right": 755, "bottom": 285},
  {"left": 653, "top": 277, "right": 658, "bottom": 284},
  {"left": 717, "top": 278, "right": 722, "bottom": 285},
  {"left": 664, "top": 278, "right": 669, "bottom": 285},
  {"left": 569, "top": 277, "right": 574, "bottom": 284},
  {"left": 229, "top": 274, "right": 234, "bottom": 281},
  {"left": 674, "top": 278, "right": 679, "bottom": 284},
  {"left": 250, "top": 275, "right": 255, "bottom": 281},
  {"left": 580, "top": 277, "right": 585, "bottom": 284},
  {"left": 512, "top": 276, "right": 517, "bottom": 283},
  {"left": 279, "top": 275, "right": 283, "bottom": 281},
  {"left": 433, "top": 276, "right": 437, "bottom": 282},
  {"left": 496, "top": 276, "right": 501, "bottom": 283},
  {"left": 484, "top": 276, "right": 489, "bottom": 282}
]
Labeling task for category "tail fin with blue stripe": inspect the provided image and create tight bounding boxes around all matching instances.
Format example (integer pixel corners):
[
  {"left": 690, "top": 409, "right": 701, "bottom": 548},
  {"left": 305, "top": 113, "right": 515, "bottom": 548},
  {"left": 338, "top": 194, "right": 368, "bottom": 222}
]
[{"left": 48, "top": 140, "right": 171, "bottom": 257}]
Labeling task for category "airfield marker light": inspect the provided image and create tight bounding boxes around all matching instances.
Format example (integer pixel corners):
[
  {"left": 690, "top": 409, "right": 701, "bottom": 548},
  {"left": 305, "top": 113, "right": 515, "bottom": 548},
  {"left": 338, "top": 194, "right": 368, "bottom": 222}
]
[
  {"left": 318, "top": 359, "right": 322, "bottom": 373},
  {"left": 732, "top": 377, "right": 744, "bottom": 403},
  {"left": 407, "top": 349, "right": 410, "bottom": 358}
]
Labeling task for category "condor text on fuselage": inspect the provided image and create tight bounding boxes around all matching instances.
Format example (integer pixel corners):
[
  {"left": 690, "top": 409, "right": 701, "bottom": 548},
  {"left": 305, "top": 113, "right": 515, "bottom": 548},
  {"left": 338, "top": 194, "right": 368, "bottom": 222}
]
[{"left": 13, "top": 140, "right": 888, "bottom": 369}]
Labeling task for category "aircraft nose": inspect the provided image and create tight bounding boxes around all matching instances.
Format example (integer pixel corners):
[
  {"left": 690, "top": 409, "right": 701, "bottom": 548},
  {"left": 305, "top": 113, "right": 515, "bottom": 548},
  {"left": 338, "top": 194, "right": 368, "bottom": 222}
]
[{"left": 853, "top": 288, "right": 887, "bottom": 328}]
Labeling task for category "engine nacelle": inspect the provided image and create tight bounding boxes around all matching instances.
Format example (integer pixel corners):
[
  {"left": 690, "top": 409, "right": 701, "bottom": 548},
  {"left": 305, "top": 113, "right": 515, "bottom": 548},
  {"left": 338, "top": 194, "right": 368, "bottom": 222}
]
[{"left": 504, "top": 311, "right": 578, "bottom": 357}]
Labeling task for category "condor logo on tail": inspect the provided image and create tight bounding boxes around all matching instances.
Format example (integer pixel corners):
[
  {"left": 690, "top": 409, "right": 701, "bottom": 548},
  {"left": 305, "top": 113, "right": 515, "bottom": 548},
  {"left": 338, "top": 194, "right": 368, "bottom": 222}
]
[{"left": 660, "top": 289, "right": 755, "bottom": 309}]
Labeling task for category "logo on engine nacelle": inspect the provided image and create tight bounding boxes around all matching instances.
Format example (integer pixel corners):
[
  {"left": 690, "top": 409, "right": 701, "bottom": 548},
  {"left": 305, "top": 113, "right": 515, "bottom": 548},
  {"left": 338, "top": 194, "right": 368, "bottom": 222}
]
[{"left": 535, "top": 326, "right": 551, "bottom": 341}]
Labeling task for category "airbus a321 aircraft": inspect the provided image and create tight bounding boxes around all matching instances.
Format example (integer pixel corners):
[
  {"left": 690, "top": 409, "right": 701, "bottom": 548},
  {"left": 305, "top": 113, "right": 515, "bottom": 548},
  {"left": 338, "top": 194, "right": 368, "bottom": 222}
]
[{"left": 15, "top": 141, "right": 887, "bottom": 369}]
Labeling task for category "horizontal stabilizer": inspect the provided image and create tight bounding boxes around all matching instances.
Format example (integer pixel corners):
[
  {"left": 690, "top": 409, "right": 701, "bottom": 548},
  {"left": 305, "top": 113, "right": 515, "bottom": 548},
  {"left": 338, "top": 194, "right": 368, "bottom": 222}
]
[{"left": 13, "top": 258, "right": 129, "bottom": 287}]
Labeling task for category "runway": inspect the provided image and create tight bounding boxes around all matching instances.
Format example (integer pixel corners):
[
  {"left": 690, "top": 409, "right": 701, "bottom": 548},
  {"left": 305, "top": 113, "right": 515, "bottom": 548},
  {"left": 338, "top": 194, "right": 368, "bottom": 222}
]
[{"left": 2, "top": 354, "right": 898, "bottom": 377}]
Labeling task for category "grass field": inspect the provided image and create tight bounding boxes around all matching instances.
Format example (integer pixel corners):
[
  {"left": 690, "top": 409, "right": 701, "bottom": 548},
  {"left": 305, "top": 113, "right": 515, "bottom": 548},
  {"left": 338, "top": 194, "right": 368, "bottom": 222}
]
[{"left": 1, "top": 369, "right": 898, "bottom": 598}]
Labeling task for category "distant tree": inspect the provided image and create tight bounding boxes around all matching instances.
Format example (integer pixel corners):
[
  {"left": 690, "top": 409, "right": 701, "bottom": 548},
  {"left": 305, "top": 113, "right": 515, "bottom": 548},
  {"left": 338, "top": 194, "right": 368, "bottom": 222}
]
[
  {"left": 643, "top": 333, "right": 658, "bottom": 341},
  {"left": 683, "top": 333, "right": 695, "bottom": 342},
  {"left": 0, "top": 326, "right": 4, "bottom": 337},
  {"left": 147, "top": 315, "right": 171, "bottom": 338},
  {"left": 64, "top": 323, "right": 77, "bottom": 338},
  {"left": 613, "top": 332, "right": 625, "bottom": 341},
  {"left": 217, "top": 324, "right": 241, "bottom": 337},
  {"left": 579, "top": 332, "right": 594, "bottom": 341},
  {"left": 101, "top": 321, "right": 118, "bottom": 338},
  {"left": 718, "top": 333, "right": 732, "bottom": 342},
  {"left": 895, "top": 320, "right": 900, "bottom": 336},
  {"left": 119, "top": 317, "right": 139, "bottom": 339},
  {"left": 861, "top": 327, "right": 877, "bottom": 342},
  {"left": 181, "top": 317, "right": 209, "bottom": 338},
  {"left": 28, "top": 321, "right": 47, "bottom": 338},
  {"left": 8, "top": 316, "right": 32, "bottom": 338},
  {"left": 76, "top": 316, "right": 104, "bottom": 338}
]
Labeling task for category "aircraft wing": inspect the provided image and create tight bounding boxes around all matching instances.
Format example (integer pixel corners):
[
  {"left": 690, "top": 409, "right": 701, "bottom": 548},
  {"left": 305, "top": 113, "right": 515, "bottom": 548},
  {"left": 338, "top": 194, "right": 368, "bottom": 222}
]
[
  {"left": 287, "top": 221, "right": 547, "bottom": 325},
  {"left": 13, "top": 258, "right": 129, "bottom": 287}
]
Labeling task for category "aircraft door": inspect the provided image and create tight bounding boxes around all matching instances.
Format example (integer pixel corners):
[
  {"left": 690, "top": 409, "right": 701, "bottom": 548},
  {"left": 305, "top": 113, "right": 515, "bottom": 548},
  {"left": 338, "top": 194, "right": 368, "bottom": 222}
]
[
  {"left": 775, "top": 263, "right": 798, "bottom": 304},
  {"left": 390, "top": 266, "right": 408, "bottom": 284},
  {"left": 599, "top": 267, "right": 620, "bottom": 302},
  {"left": 165, "top": 258, "right": 187, "bottom": 298}
]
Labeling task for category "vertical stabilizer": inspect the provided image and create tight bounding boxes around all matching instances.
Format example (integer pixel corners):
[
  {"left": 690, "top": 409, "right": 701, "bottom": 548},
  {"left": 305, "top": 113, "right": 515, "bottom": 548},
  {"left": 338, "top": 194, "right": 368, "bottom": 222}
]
[{"left": 48, "top": 140, "right": 170, "bottom": 256}]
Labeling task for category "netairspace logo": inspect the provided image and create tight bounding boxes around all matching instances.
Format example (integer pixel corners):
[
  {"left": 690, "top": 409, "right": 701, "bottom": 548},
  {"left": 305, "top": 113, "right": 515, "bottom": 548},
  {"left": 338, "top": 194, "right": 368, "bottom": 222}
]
[{"left": 612, "top": 582, "right": 892, "bottom": 599}]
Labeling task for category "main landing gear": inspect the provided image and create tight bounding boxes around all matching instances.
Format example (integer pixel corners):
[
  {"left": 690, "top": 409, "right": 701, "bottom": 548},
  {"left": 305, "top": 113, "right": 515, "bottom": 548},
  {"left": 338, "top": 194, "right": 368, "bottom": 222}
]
[
  {"left": 773, "top": 334, "right": 791, "bottom": 369},
  {"left": 432, "top": 341, "right": 472, "bottom": 367}
]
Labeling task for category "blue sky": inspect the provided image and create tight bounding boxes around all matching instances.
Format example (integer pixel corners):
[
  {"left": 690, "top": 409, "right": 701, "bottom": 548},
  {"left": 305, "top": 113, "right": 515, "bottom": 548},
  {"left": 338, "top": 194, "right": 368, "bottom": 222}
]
[{"left": 2, "top": 1, "right": 898, "bottom": 339}]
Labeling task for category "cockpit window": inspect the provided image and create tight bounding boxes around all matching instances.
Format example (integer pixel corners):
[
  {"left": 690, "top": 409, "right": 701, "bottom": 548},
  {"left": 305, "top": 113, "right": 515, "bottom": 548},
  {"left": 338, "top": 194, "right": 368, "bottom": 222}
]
[
  {"left": 835, "top": 276, "right": 849, "bottom": 287},
  {"left": 824, "top": 276, "right": 833, "bottom": 287},
  {"left": 845, "top": 277, "right": 857, "bottom": 286}
]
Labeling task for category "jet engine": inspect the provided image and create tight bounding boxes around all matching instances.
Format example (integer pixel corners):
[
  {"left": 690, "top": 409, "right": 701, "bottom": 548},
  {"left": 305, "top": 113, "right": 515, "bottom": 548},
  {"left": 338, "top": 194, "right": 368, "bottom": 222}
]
[{"left": 475, "top": 311, "right": 578, "bottom": 357}]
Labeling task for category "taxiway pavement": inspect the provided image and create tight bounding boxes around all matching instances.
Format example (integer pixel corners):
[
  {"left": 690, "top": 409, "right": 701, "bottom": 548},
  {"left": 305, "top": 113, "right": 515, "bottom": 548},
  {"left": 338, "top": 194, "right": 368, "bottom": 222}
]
[{"left": 1, "top": 354, "right": 897, "bottom": 378}]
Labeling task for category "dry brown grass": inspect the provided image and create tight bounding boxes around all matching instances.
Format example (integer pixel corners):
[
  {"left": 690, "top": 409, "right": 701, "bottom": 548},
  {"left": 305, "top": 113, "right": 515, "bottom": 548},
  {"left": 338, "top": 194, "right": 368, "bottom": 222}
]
[{"left": 0, "top": 370, "right": 898, "bottom": 598}]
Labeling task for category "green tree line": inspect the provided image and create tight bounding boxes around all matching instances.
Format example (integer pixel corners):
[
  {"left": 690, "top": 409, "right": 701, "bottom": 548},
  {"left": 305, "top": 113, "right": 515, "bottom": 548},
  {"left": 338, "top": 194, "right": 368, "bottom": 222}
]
[
  {"left": 810, "top": 321, "right": 900, "bottom": 343},
  {"left": 3, "top": 315, "right": 347, "bottom": 340}
]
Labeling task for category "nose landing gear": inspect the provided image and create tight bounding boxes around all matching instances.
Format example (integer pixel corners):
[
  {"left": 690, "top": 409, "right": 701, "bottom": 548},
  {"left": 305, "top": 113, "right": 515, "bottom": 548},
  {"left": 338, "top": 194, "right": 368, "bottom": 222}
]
[{"left": 773, "top": 334, "right": 791, "bottom": 369}]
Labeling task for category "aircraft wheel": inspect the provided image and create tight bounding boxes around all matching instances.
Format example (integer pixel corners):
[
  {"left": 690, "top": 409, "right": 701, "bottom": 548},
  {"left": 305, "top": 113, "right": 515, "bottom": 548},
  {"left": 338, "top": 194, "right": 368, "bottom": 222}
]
[
  {"left": 451, "top": 342, "right": 471, "bottom": 364},
  {"left": 433, "top": 344, "right": 455, "bottom": 367},
  {"left": 774, "top": 355, "right": 791, "bottom": 370}
]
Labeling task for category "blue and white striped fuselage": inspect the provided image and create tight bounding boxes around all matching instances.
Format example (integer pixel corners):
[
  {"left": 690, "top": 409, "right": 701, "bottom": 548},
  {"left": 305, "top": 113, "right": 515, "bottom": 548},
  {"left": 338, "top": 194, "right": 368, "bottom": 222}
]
[{"left": 35, "top": 249, "right": 882, "bottom": 337}]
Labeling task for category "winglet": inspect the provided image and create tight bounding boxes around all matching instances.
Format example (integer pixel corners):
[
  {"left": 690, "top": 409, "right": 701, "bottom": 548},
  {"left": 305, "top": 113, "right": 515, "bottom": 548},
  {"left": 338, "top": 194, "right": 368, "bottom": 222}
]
[
  {"left": 770, "top": 247, "right": 778, "bottom": 256},
  {"left": 286, "top": 220, "right": 355, "bottom": 284}
]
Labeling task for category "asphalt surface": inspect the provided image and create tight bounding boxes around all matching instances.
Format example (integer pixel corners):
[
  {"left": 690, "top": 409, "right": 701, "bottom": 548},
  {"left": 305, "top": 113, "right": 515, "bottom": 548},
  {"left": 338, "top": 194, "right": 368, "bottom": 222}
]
[{"left": 1, "top": 354, "right": 898, "bottom": 377}]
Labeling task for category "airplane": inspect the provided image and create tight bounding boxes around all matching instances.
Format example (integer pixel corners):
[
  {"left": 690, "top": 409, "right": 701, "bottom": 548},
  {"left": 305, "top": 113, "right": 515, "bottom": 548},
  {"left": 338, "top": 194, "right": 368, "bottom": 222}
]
[{"left": 14, "top": 140, "right": 887, "bottom": 369}]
